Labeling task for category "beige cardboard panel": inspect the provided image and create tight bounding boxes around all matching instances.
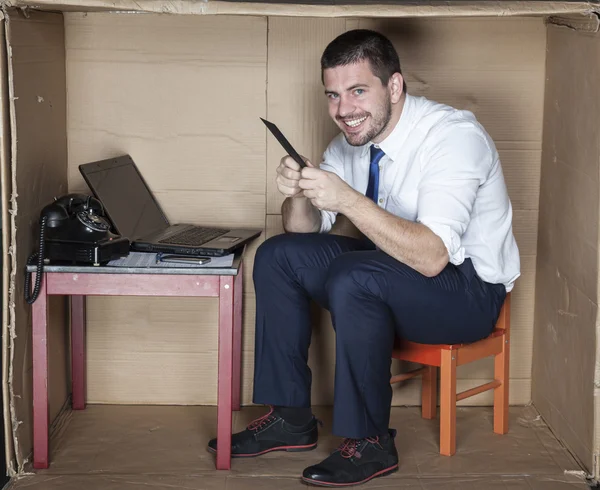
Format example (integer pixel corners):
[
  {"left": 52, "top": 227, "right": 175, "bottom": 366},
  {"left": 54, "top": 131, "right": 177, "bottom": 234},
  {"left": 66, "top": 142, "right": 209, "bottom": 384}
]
[
  {"left": 133, "top": 190, "right": 265, "bottom": 230},
  {"left": 512, "top": 210, "right": 539, "bottom": 256},
  {"left": 86, "top": 294, "right": 255, "bottom": 404},
  {"left": 536, "top": 21, "right": 599, "bottom": 300},
  {"left": 266, "top": 16, "right": 544, "bottom": 214},
  {"left": 86, "top": 293, "right": 255, "bottom": 352},
  {"left": 495, "top": 150, "right": 542, "bottom": 211},
  {"left": 88, "top": 350, "right": 259, "bottom": 405},
  {"left": 65, "top": 12, "right": 267, "bottom": 405},
  {"left": 5, "top": 0, "right": 598, "bottom": 17},
  {"left": 266, "top": 17, "right": 346, "bottom": 214},
  {"left": 6, "top": 10, "right": 69, "bottom": 469},
  {"left": 355, "top": 17, "right": 546, "bottom": 71},
  {"left": 533, "top": 24, "right": 600, "bottom": 476},
  {"left": 532, "top": 260, "right": 596, "bottom": 473},
  {"left": 65, "top": 12, "right": 267, "bottom": 200},
  {"left": 537, "top": 159, "right": 598, "bottom": 298},
  {"left": 509, "top": 255, "right": 537, "bottom": 335},
  {"left": 391, "top": 75, "right": 543, "bottom": 145},
  {"left": 65, "top": 12, "right": 268, "bottom": 295},
  {"left": 68, "top": 136, "right": 265, "bottom": 195},
  {"left": 351, "top": 18, "right": 545, "bottom": 146},
  {"left": 85, "top": 289, "right": 258, "bottom": 404},
  {"left": 266, "top": 215, "right": 284, "bottom": 239}
]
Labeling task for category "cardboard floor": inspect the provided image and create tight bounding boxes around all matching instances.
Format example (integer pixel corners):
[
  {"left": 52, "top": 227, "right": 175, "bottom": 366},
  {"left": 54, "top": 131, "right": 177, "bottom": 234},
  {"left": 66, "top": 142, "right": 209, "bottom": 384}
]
[{"left": 5, "top": 405, "right": 590, "bottom": 489}]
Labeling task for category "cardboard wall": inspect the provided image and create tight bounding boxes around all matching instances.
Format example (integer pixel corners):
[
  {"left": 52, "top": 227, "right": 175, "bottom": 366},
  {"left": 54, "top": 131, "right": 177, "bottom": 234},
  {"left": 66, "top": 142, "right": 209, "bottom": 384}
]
[
  {"left": 532, "top": 21, "right": 600, "bottom": 475},
  {"left": 64, "top": 12, "right": 267, "bottom": 406},
  {"left": 63, "top": 13, "right": 545, "bottom": 407},
  {"left": 4, "top": 10, "right": 69, "bottom": 470}
]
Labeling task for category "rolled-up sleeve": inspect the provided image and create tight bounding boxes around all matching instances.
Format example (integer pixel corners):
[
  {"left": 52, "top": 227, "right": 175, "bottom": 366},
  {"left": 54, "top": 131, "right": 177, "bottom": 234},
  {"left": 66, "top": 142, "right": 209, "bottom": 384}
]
[
  {"left": 416, "top": 123, "right": 491, "bottom": 264},
  {"left": 317, "top": 140, "right": 345, "bottom": 234}
]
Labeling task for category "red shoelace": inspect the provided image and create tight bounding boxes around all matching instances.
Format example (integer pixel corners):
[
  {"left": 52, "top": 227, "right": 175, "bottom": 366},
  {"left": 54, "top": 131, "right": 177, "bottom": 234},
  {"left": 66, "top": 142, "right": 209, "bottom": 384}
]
[
  {"left": 338, "top": 437, "right": 380, "bottom": 459},
  {"left": 247, "top": 406, "right": 277, "bottom": 431}
]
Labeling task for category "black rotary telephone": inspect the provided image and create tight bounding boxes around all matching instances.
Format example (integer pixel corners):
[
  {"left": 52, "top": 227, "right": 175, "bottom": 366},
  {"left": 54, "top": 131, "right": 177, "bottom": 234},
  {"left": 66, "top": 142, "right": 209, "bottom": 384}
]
[{"left": 25, "top": 193, "right": 130, "bottom": 304}]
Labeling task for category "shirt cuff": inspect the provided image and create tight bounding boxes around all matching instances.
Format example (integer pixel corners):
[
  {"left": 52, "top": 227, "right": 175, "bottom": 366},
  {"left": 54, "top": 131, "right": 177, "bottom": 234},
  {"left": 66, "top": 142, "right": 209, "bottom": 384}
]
[
  {"left": 418, "top": 219, "right": 465, "bottom": 265},
  {"left": 319, "top": 210, "right": 336, "bottom": 233}
]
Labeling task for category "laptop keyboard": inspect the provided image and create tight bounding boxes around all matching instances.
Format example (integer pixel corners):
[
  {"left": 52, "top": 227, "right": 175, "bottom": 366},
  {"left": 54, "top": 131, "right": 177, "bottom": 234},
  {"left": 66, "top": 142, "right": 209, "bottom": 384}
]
[{"left": 158, "top": 227, "right": 230, "bottom": 246}]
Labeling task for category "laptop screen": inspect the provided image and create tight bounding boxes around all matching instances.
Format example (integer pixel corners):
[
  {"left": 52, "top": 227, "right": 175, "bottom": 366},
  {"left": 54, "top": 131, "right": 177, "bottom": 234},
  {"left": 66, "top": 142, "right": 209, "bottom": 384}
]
[{"left": 79, "top": 156, "right": 169, "bottom": 241}]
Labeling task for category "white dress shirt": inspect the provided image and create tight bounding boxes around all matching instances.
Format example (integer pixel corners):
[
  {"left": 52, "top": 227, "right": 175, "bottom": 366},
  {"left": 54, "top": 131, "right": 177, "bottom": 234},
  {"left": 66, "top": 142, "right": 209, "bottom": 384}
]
[{"left": 318, "top": 94, "right": 520, "bottom": 292}]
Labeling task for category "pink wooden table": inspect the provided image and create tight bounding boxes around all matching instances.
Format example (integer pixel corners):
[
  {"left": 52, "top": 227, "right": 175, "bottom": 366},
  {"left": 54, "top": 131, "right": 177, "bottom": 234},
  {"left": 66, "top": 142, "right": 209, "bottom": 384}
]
[{"left": 28, "top": 254, "right": 243, "bottom": 471}]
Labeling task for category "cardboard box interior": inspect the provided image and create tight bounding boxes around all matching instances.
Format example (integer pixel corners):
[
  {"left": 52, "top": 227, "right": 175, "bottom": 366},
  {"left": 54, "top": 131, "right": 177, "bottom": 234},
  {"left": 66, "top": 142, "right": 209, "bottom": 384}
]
[{"left": 0, "top": 0, "right": 599, "bottom": 482}]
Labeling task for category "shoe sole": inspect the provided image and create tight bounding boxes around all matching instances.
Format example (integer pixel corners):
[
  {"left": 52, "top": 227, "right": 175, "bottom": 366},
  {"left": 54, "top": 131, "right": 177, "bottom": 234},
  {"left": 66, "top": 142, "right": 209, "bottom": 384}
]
[
  {"left": 207, "top": 442, "right": 317, "bottom": 458},
  {"left": 301, "top": 463, "right": 399, "bottom": 487}
]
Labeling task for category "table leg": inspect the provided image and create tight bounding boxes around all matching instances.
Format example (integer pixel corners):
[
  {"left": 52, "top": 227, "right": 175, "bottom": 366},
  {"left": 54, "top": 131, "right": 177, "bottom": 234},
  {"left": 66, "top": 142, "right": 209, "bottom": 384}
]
[
  {"left": 71, "top": 295, "right": 86, "bottom": 410},
  {"left": 32, "top": 274, "right": 49, "bottom": 469},
  {"left": 216, "top": 275, "right": 234, "bottom": 470},
  {"left": 232, "top": 266, "right": 243, "bottom": 412}
]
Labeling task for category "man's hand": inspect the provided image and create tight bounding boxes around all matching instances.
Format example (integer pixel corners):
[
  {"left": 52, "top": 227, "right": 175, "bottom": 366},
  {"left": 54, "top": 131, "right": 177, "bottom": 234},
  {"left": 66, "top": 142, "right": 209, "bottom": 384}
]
[
  {"left": 299, "top": 167, "right": 360, "bottom": 213},
  {"left": 276, "top": 155, "right": 314, "bottom": 198}
]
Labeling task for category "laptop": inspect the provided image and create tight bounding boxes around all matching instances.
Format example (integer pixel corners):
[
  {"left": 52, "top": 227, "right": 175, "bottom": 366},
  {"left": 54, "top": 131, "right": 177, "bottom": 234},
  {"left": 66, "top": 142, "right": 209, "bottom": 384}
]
[{"left": 79, "top": 155, "right": 262, "bottom": 257}]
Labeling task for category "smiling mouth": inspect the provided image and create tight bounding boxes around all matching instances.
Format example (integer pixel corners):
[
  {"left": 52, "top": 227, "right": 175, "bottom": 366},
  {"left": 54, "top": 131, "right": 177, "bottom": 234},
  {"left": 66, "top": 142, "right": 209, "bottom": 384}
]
[{"left": 342, "top": 116, "right": 368, "bottom": 128}]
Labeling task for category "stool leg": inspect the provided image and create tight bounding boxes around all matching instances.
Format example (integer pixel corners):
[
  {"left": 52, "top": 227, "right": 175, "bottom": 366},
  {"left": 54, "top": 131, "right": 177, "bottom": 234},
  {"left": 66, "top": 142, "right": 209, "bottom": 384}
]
[
  {"left": 232, "top": 267, "right": 243, "bottom": 412},
  {"left": 32, "top": 274, "right": 49, "bottom": 469},
  {"left": 216, "top": 276, "right": 234, "bottom": 470},
  {"left": 71, "top": 295, "right": 87, "bottom": 410},
  {"left": 494, "top": 333, "right": 510, "bottom": 435},
  {"left": 421, "top": 366, "right": 437, "bottom": 420},
  {"left": 440, "top": 350, "right": 457, "bottom": 456}
]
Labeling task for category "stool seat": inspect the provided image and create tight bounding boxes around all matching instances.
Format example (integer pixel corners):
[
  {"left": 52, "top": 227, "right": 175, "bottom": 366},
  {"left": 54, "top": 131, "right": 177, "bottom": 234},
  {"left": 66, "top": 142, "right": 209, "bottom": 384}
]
[
  {"left": 393, "top": 328, "right": 505, "bottom": 366},
  {"left": 391, "top": 293, "right": 511, "bottom": 456}
]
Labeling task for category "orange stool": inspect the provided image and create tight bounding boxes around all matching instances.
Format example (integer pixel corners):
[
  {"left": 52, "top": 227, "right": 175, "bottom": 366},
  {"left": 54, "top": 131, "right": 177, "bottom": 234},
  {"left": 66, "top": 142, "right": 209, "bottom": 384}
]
[{"left": 391, "top": 293, "right": 510, "bottom": 456}]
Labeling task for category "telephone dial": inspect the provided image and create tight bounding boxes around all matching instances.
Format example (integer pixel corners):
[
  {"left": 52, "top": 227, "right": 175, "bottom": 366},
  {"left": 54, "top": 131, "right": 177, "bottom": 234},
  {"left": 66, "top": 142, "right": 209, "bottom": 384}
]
[{"left": 25, "top": 193, "right": 130, "bottom": 304}]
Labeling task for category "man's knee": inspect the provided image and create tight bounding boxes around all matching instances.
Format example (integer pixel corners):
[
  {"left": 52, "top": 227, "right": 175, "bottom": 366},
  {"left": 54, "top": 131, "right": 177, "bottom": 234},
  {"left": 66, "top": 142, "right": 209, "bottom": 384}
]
[
  {"left": 253, "top": 233, "right": 308, "bottom": 281},
  {"left": 325, "top": 253, "right": 376, "bottom": 302}
]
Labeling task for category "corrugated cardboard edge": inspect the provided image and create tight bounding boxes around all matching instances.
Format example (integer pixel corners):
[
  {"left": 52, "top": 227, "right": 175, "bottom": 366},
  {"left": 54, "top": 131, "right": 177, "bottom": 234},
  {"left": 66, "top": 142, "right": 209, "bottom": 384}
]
[
  {"left": 546, "top": 12, "right": 600, "bottom": 31},
  {"left": 596, "top": 109, "right": 600, "bottom": 485},
  {"left": 1, "top": 7, "right": 24, "bottom": 475},
  {"left": 595, "top": 303, "right": 600, "bottom": 482},
  {"left": 2, "top": 0, "right": 600, "bottom": 17},
  {"left": 0, "top": 8, "right": 16, "bottom": 478}
]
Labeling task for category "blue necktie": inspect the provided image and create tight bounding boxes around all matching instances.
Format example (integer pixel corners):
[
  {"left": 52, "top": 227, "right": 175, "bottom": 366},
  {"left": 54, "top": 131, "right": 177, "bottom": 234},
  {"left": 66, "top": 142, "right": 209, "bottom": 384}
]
[{"left": 366, "top": 145, "right": 385, "bottom": 203}]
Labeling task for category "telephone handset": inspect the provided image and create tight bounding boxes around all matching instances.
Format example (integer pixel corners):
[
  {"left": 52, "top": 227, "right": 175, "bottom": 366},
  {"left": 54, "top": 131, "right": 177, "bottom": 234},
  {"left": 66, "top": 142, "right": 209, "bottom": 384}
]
[{"left": 25, "top": 193, "right": 130, "bottom": 304}]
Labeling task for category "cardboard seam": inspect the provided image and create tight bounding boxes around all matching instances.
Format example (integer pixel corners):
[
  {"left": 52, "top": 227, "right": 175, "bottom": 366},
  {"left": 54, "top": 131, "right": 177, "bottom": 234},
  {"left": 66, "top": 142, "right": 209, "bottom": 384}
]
[
  {"left": 2, "top": 7, "right": 24, "bottom": 474},
  {"left": 2, "top": 0, "right": 600, "bottom": 17},
  {"left": 595, "top": 143, "right": 600, "bottom": 482},
  {"left": 0, "top": 9, "right": 16, "bottom": 478},
  {"left": 535, "top": 389, "right": 595, "bottom": 478}
]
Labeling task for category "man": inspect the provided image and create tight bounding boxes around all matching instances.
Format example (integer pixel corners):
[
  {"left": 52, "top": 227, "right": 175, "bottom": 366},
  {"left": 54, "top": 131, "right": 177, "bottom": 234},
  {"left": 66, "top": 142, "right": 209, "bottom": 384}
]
[{"left": 208, "top": 29, "right": 520, "bottom": 487}]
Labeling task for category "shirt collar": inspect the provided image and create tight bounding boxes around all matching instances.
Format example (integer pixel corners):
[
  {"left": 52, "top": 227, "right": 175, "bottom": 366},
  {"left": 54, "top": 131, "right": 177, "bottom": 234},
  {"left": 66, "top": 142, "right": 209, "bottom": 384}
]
[{"left": 362, "top": 93, "right": 414, "bottom": 163}]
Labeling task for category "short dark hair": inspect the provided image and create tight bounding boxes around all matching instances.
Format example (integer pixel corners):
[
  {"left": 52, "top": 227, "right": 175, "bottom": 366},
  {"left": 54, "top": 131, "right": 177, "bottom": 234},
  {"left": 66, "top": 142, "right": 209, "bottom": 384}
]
[{"left": 321, "top": 29, "right": 407, "bottom": 93}]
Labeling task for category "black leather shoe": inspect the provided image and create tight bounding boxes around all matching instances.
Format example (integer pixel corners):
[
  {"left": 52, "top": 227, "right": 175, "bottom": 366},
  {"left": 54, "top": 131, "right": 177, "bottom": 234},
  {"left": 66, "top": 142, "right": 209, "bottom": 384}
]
[
  {"left": 301, "top": 429, "right": 399, "bottom": 487},
  {"left": 207, "top": 406, "right": 319, "bottom": 458}
]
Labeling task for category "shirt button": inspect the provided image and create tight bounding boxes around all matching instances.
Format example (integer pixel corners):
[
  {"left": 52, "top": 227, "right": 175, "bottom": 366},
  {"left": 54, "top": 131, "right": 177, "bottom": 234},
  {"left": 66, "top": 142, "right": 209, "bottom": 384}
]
[{"left": 378, "top": 198, "right": 384, "bottom": 204}]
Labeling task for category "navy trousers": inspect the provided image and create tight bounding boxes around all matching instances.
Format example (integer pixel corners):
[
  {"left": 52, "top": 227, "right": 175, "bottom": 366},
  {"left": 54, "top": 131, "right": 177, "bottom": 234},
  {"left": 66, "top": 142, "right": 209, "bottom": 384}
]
[{"left": 251, "top": 233, "right": 506, "bottom": 439}]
